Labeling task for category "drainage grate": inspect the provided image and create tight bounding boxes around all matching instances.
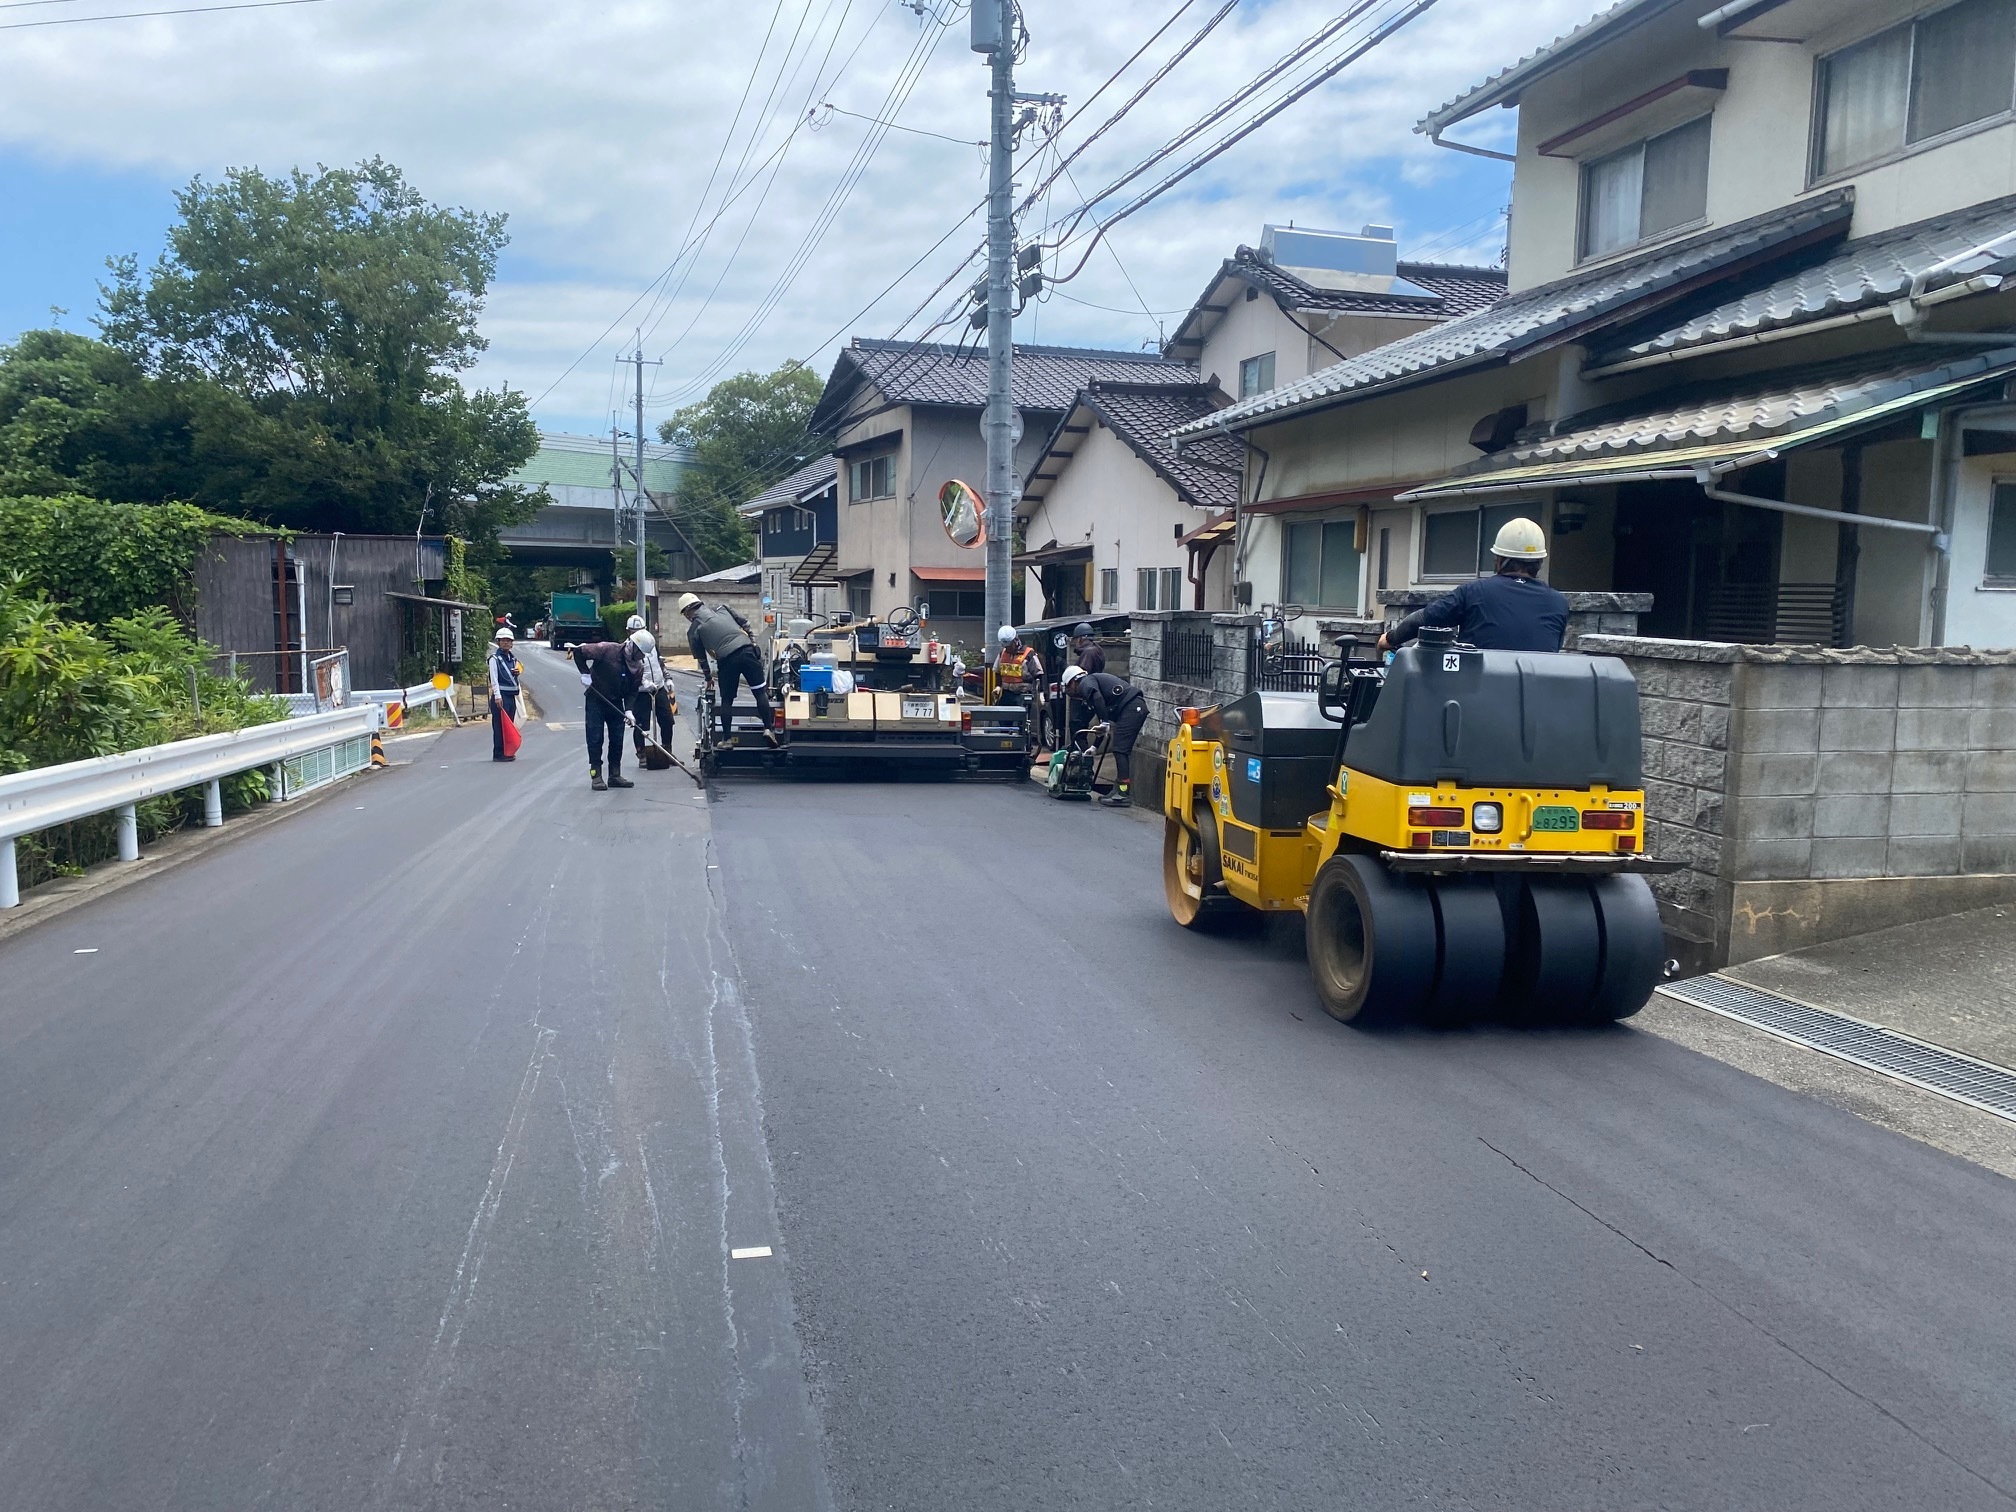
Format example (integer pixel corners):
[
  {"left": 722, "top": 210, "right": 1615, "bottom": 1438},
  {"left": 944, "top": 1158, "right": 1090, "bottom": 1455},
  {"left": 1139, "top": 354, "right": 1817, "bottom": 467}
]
[{"left": 1658, "top": 975, "right": 2016, "bottom": 1124}]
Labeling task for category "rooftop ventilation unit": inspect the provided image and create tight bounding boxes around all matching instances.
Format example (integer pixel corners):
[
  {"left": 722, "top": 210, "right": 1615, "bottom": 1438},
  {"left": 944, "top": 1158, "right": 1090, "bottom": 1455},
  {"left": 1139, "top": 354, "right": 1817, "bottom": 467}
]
[{"left": 1260, "top": 223, "right": 1437, "bottom": 300}]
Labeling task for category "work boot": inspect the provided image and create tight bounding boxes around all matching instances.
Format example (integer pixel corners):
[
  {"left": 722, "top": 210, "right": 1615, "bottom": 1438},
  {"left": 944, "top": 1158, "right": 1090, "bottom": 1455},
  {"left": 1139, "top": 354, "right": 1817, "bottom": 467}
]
[
  {"left": 608, "top": 770, "right": 635, "bottom": 789},
  {"left": 761, "top": 727, "right": 781, "bottom": 747},
  {"left": 1102, "top": 786, "right": 1131, "bottom": 808},
  {"left": 590, "top": 768, "right": 607, "bottom": 791}
]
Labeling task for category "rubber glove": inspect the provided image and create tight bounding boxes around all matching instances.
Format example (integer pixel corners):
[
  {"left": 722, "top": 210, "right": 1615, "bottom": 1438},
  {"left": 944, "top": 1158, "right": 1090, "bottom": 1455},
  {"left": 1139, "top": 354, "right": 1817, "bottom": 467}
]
[{"left": 580, "top": 672, "right": 593, "bottom": 687}]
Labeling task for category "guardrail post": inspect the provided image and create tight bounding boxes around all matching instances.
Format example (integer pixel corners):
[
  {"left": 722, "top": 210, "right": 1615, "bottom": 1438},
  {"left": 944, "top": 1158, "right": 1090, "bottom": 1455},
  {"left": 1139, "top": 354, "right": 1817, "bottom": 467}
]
[
  {"left": 1, "top": 837, "right": 17, "bottom": 909},
  {"left": 116, "top": 804, "right": 140, "bottom": 862},
  {"left": 203, "top": 779, "right": 224, "bottom": 828}
]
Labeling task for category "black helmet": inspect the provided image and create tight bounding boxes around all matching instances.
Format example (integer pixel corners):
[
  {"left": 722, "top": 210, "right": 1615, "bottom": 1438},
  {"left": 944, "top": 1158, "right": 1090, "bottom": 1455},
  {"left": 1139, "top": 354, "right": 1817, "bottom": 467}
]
[{"left": 1072, "top": 621, "right": 1094, "bottom": 639}]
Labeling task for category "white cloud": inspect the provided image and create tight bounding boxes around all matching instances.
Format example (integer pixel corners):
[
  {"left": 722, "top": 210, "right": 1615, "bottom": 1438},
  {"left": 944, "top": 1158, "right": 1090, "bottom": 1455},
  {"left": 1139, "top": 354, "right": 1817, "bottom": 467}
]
[{"left": 0, "top": 0, "right": 1599, "bottom": 429}]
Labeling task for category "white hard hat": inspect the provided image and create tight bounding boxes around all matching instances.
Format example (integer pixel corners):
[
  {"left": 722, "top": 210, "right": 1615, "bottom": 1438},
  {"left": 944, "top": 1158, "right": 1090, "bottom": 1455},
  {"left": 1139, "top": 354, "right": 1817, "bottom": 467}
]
[
  {"left": 1490, "top": 516, "right": 1548, "bottom": 561},
  {"left": 628, "top": 627, "right": 655, "bottom": 649},
  {"left": 625, "top": 613, "right": 646, "bottom": 632},
  {"left": 996, "top": 624, "right": 1018, "bottom": 644},
  {"left": 495, "top": 628, "right": 514, "bottom": 643},
  {"left": 676, "top": 592, "right": 702, "bottom": 614},
  {"left": 1061, "top": 665, "right": 1086, "bottom": 689}
]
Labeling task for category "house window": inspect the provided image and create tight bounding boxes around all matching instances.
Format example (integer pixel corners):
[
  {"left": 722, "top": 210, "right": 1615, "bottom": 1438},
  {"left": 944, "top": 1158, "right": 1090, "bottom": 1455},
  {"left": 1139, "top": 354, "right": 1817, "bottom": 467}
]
[
  {"left": 1989, "top": 481, "right": 2016, "bottom": 583},
  {"left": 1421, "top": 503, "right": 1529, "bottom": 578},
  {"left": 1135, "top": 566, "right": 1182, "bottom": 610},
  {"left": 1815, "top": 0, "right": 2016, "bottom": 178},
  {"left": 1282, "top": 519, "right": 1362, "bottom": 609},
  {"left": 848, "top": 453, "right": 894, "bottom": 501},
  {"left": 847, "top": 581, "right": 871, "bottom": 617},
  {"left": 1578, "top": 114, "right": 1711, "bottom": 261},
  {"left": 1099, "top": 567, "right": 1119, "bottom": 607},
  {"left": 1239, "top": 352, "right": 1277, "bottom": 398}
]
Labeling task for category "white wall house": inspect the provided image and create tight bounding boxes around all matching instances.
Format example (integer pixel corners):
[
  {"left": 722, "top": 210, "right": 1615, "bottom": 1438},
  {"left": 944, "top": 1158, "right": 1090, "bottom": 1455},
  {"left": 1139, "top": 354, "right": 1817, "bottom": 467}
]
[
  {"left": 1178, "top": 0, "right": 2016, "bottom": 651},
  {"left": 1020, "top": 226, "right": 1506, "bottom": 616},
  {"left": 807, "top": 339, "right": 1193, "bottom": 651}
]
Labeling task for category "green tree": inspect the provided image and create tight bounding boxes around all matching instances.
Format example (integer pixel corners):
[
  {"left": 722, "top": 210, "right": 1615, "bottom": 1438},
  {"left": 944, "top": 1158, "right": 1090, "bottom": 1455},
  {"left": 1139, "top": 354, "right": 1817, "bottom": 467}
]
[
  {"left": 0, "top": 330, "right": 205, "bottom": 503},
  {"left": 659, "top": 361, "right": 825, "bottom": 568},
  {"left": 92, "top": 157, "right": 542, "bottom": 542}
]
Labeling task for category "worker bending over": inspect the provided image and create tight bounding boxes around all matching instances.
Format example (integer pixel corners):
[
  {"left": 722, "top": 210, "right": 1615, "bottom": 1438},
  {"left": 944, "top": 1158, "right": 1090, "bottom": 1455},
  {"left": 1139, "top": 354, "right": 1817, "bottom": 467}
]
[
  {"left": 571, "top": 635, "right": 644, "bottom": 789},
  {"left": 624, "top": 615, "right": 678, "bottom": 763},
  {"left": 678, "top": 592, "right": 776, "bottom": 744},
  {"left": 1378, "top": 517, "right": 1570, "bottom": 655},
  {"left": 1062, "top": 665, "right": 1149, "bottom": 808}
]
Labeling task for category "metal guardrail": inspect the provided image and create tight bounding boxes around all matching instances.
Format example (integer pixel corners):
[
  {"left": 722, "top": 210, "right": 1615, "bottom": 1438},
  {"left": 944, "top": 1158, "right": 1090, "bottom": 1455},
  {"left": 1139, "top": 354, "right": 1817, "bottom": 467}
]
[
  {"left": 0, "top": 705, "right": 377, "bottom": 909},
  {"left": 351, "top": 683, "right": 457, "bottom": 718}
]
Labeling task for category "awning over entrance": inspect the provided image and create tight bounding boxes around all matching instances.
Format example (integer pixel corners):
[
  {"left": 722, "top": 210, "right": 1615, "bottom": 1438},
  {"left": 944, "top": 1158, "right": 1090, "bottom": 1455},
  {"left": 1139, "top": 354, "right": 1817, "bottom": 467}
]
[
  {"left": 790, "top": 540, "right": 839, "bottom": 585},
  {"left": 911, "top": 565, "right": 985, "bottom": 583},
  {"left": 1397, "top": 347, "right": 2016, "bottom": 502},
  {"left": 1012, "top": 541, "right": 1094, "bottom": 568}
]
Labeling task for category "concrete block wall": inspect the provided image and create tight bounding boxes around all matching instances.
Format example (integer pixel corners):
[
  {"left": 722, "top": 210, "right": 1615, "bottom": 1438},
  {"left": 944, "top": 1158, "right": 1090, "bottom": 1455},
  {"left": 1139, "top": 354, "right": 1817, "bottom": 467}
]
[
  {"left": 1582, "top": 638, "right": 2016, "bottom": 967},
  {"left": 1126, "top": 612, "right": 1263, "bottom": 806}
]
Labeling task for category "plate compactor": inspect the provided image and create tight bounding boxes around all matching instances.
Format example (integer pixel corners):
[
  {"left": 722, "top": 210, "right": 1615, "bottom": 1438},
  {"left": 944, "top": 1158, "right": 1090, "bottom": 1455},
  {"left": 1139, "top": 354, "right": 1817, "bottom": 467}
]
[{"left": 1162, "top": 627, "right": 1677, "bottom": 1026}]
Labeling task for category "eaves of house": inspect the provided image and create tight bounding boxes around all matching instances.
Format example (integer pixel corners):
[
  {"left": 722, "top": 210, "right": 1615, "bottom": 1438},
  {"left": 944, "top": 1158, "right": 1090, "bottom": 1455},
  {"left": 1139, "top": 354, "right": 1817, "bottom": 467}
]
[
  {"left": 1022, "top": 381, "right": 1244, "bottom": 514},
  {"left": 1171, "top": 189, "right": 1858, "bottom": 445}
]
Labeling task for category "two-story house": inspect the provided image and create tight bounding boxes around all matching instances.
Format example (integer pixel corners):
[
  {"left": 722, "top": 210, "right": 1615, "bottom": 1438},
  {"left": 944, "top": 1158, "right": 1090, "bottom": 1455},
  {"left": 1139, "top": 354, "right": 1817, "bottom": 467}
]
[
  {"left": 1018, "top": 224, "right": 1507, "bottom": 613},
  {"left": 806, "top": 338, "right": 1192, "bottom": 649},
  {"left": 738, "top": 456, "right": 840, "bottom": 620},
  {"left": 1174, "top": 0, "right": 2016, "bottom": 653}
]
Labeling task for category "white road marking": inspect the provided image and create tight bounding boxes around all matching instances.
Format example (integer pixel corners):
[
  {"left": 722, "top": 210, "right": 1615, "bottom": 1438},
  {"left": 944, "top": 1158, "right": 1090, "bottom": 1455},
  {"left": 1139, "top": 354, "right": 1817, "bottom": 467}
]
[
  {"left": 730, "top": 1245, "right": 772, "bottom": 1260},
  {"left": 73, "top": 948, "right": 98, "bottom": 954}
]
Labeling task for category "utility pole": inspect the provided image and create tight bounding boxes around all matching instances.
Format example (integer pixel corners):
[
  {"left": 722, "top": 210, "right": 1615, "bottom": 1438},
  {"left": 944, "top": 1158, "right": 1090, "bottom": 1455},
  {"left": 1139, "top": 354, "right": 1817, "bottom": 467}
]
[
  {"left": 975, "top": 0, "right": 1015, "bottom": 660},
  {"left": 630, "top": 333, "right": 661, "bottom": 626}
]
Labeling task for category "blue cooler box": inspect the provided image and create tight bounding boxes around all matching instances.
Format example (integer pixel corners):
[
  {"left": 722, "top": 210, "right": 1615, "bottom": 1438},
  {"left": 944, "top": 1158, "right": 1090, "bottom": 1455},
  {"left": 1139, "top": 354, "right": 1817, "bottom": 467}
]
[{"left": 799, "top": 664, "right": 836, "bottom": 693}]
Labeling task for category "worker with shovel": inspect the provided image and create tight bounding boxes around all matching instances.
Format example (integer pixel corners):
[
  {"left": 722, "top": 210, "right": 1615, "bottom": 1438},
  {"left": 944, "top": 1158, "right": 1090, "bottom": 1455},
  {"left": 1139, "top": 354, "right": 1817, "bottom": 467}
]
[{"left": 571, "top": 635, "right": 645, "bottom": 790}]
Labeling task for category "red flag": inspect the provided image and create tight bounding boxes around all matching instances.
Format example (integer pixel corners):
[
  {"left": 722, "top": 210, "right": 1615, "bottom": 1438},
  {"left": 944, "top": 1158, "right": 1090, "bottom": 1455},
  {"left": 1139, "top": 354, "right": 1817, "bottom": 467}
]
[{"left": 499, "top": 704, "right": 523, "bottom": 758}]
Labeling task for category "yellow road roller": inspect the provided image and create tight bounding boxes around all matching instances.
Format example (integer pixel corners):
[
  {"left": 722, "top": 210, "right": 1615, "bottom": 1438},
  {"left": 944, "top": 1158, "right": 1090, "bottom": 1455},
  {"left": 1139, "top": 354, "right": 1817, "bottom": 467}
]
[{"left": 1162, "top": 627, "right": 1677, "bottom": 1025}]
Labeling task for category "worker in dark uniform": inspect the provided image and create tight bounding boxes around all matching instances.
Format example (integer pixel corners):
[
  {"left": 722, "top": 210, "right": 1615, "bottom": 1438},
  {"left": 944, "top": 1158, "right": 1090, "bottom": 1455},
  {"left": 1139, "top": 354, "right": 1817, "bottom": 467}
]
[
  {"left": 679, "top": 592, "right": 776, "bottom": 744},
  {"left": 571, "top": 635, "right": 645, "bottom": 789},
  {"left": 1062, "top": 665, "right": 1149, "bottom": 808},
  {"left": 1377, "top": 517, "right": 1570, "bottom": 654},
  {"left": 1070, "top": 622, "right": 1105, "bottom": 674}
]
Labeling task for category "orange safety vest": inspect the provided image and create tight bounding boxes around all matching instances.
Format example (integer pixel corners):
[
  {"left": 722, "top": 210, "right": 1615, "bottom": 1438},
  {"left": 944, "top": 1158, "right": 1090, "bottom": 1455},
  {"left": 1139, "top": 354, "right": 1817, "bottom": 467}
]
[{"left": 998, "top": 646, "right": 1030, "bottom": 683}]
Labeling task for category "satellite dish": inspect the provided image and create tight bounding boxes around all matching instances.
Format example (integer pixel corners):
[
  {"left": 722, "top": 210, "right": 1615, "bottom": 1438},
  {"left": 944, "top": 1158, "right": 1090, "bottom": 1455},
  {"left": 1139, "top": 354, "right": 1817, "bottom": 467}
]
[{"left": 939, "top": 479, "right": 987, "bottom": 549}]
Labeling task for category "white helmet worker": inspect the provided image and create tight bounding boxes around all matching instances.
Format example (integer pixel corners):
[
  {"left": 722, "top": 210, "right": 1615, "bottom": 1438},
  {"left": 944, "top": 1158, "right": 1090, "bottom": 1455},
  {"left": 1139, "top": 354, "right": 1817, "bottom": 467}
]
[
  {"left": 625, "top": 613, "right": 646, "bottom": 632},
  {"left": 1490, "top": 516, "right": 1548, "bottom": 562},
  {"left": 628, "top": 627, "right": 656, "bottom": 651},
  {"left": 495, "top": 627, "right": 514, "bottom": 642},
  {"left": 675, "top": 592, "right": 702, "bottom": 615},
  {"left": 996, "top": 623, "right": 1018, "bottom": 645},
  {"left": 1060, "top": 665, "right": 1086, "bottom": 690}
]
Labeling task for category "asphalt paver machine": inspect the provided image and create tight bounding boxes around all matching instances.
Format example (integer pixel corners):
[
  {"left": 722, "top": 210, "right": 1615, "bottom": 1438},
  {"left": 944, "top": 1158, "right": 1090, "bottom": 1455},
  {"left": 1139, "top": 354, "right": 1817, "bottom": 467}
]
[
  {"left": 1162, "top": 626, "right": 1677, "bottom": 1026},
  {"left": 697, "top": 610, "right": 1028, "bottom": 776}
]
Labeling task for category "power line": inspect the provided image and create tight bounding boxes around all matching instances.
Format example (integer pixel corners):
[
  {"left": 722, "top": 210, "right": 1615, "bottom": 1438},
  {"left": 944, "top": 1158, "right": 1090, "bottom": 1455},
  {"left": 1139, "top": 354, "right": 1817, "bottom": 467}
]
[
  {"left": 0, "top": 0, "right": 328, "bottom": 26},
  {"left": 1046, "top": 0, "right": 1443, "bottom": 286},
  {"left": 815, "top": 101, "right": 981, "bottom": 147}
]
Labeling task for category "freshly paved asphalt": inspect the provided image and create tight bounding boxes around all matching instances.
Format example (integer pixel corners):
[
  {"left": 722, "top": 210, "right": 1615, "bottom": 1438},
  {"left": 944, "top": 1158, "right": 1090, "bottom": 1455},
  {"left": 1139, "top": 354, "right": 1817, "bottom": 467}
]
[{"left": 1, "top": 646, "right": 2012, "bottom": 1510}]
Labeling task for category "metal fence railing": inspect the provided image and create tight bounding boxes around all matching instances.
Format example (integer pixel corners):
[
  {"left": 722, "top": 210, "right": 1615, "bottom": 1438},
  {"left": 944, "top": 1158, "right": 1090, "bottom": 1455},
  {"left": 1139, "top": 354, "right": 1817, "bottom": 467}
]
[
  {"left": 1162, "top": 626, "right": 1216, "bottom": 684},
  {"left": 1252, "top": 629, "right": 1327, "bottom": 692},
  {"left": 0, "top": 705, "right": 380, "bottom": 909}
]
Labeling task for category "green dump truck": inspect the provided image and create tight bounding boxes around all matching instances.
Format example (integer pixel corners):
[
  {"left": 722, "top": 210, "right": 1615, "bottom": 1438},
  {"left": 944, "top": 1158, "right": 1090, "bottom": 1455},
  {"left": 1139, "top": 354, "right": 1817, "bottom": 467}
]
[{"left": 546, "top": 590, "right": 603, "bottom": 650}]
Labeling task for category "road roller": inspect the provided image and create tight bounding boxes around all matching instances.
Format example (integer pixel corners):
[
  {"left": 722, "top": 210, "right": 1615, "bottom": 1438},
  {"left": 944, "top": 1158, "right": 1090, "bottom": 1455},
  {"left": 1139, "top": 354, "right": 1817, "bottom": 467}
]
[{"left": 1162, "top": 626, "right": 1677, "bottom": 1026}]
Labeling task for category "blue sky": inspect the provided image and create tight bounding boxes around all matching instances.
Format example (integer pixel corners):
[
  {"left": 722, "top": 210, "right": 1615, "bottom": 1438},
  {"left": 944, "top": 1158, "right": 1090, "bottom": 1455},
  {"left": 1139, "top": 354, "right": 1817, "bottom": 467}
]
[{"left": 0, "top": 0, "right": 1576, "bottom": 437}]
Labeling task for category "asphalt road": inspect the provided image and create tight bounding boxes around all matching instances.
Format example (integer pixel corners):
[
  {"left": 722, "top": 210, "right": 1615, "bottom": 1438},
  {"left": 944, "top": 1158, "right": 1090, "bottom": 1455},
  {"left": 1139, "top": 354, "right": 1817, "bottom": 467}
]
[{"left": 2, "top": 645, "right": 2013, "bottom": 1510}]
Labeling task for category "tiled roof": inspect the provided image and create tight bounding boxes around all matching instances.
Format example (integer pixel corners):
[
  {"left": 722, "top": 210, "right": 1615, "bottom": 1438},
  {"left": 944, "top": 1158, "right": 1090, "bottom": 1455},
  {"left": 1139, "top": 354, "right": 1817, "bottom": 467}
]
[
  {"left": 1172, "top": 190, "right": 1855, "bottom": 442},
  {"left": 1229, "top": 251, "right": 1506, "bottom": 318},
  {"left": 1417, "top": 0, "right": 1686, "bottom": 136},
  {"left": 1420, "top": 347, "right": 2016, "bottom": 489},
  {"left": 1028, "top": 382, "right": 1243, "bottom": 512},
  {"left": 1591, "top": 195, "right": 2016, "bottom": 369},
  {"left": 737, "top": 455, "right": 837, "bottom": 517},
  {"left": 811, "top": 337, "right": 1189, "bottom": 432},
  {"left": 1168, "top": 250, "right": 1505, "bottom": 356}
]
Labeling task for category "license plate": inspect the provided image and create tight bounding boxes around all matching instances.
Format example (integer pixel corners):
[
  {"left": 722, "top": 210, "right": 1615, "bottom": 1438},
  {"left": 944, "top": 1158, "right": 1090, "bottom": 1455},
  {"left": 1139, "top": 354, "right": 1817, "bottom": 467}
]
[
  {"left": 901, "top": 697, "right": 936, "bottom": 720},
  {"left": 1532, "top": 805, "right": 1580, "bottom": 832}
]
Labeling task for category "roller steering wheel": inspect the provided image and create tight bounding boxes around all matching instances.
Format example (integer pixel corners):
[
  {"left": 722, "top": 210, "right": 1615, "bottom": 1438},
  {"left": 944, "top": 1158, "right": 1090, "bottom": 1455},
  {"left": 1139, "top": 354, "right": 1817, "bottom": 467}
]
[{"left": 888, "top": 607, "right": 919, "bottom": 632}]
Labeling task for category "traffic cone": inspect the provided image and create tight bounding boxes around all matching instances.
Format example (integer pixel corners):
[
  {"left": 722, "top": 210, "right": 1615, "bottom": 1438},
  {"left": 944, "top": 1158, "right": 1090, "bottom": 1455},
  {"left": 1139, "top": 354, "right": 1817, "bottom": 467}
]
[{"left": 370, "top": 730, "right": 387, "bottom": 767}]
